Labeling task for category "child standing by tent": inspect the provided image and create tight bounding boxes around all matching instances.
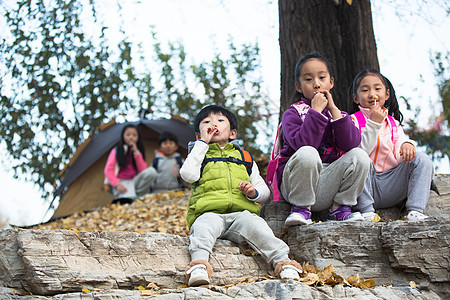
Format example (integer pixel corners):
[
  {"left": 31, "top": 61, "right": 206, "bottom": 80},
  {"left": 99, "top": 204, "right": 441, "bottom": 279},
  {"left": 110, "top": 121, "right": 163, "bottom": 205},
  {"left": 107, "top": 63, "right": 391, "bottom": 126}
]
[
  {"left": 349, "top": 69, "right": 434, "bottom": 221},
  {"left": 278, "top": 52, "right": 371, "bottom": 226},
  {"left": 104, "top": 124, "right": 156, "bottom": 199},
  {"left": 150, "top": 131, "right": 188, "bottom": 193},
  {"left": 180, "top": 105, "right": 303, "bottom": 287}
]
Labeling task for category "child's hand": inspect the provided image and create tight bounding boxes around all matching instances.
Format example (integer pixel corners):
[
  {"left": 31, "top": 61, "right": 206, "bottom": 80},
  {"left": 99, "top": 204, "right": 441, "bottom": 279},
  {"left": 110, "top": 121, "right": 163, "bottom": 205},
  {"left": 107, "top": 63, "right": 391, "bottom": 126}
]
[
  {"left": 239, "top": 181, "right": 257, "bottom": 198},
  {"left": 369, "top": 104, "right": 387, "bottom": 124},
  {"left": 323, "top": 90, "right": 342, "bottom": 120},
  {"left": 311, "top": 91, "right": 328, "bottom": 113},
  {"left": 400, "top": 142, "right": 416, "bottom": 163},
  {"left": 129, "top": 142, "right": 139, "bottom": 155},
  {"left": 116, "top": 183, "right": 127, "bottom": 194},
  {"left": 199, "top": 125, "right": 218, "bottom": 144}
]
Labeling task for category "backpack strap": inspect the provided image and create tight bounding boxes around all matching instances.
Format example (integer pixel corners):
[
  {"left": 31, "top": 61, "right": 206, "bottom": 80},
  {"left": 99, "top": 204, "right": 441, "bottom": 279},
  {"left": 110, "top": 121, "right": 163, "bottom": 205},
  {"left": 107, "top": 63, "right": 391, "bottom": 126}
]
[
  {"left": 291, "top": 100, "right": 309, "bottom": 120},
  {"left": 236, "top": 148, "right": 253, "bottom": 176},
  {"left": 387, "top": 115, "right": 398, "bottom": 144},
  {"left": 175, "top": 155, "right": 183, "bottom": 168},
  {"left": 354, "top": 111, "right": 398, "bottom": 143},
  {"left": 270, "top": 101, "right": 309, "bottom": 161},
  {"left": 153, "top": 155, "right": 183, "bottom": 171},
  {"left": 200, "top": 148, "right": 253, "bottom": 176},
  {"left": 353, "top": 111, "right": 366, "bottom": 132},
  {"left": 152, "top": 157, "right": 160, "bottom": 170}
]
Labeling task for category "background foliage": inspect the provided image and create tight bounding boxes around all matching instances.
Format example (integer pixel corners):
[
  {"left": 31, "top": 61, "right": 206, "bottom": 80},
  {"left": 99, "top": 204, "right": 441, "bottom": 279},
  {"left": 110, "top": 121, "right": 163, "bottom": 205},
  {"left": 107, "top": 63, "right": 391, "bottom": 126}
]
[
  {"left": 0, "top": 0, "right": 448, "bottom": 203},
  {"left": 0, "top": 0, "right": 272, "bottom": 197},
  {"left": 404, "top": 52, "right": 450, "bottom": 161}
]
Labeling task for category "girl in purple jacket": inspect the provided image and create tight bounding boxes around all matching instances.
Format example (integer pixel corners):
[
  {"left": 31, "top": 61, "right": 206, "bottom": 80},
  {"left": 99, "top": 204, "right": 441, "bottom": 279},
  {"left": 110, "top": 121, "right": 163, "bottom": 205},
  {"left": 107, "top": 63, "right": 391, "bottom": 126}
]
[{"left": 278, "top": 52, "right": 371, "bottom": 226}]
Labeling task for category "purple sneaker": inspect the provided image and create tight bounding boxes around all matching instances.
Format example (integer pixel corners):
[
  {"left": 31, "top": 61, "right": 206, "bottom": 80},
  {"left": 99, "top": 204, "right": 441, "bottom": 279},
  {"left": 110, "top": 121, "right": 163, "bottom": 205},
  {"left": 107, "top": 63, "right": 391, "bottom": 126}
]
[
  {"left": 285, "top": 206, "right": 312, "bottom": 226},
  {"left": 328, "top": 205, "right": 363, "bottom": 221}
]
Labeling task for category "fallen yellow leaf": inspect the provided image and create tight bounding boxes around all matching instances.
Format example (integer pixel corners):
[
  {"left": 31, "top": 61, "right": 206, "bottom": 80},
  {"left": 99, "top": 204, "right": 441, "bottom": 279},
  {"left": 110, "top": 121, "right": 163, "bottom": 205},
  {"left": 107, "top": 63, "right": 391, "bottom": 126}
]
[
  {"left": 299, "top": 273, "right": 319, "bottom": 285},
  {"left": 146, "top": 282, "right": 160, "bottom": 290},
  {"left": 359, "top": 279, "right": 376, "bottom": 289},
  {"left": 347, "top": 274, "right": 360, "bottom": 286},
  {"left": 140, "top": 290, "right": 153, "bottom": 296}
]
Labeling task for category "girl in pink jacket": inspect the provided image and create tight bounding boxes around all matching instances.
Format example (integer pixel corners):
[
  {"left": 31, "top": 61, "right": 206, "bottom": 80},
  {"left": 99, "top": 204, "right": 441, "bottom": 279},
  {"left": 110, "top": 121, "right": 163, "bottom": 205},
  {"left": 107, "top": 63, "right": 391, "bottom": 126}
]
[
  {"left": 104, "top": 124, "right": 156, "bottom": 199},
  {"left": 349, "top": 69, "right": 434, "bottom": 221}
]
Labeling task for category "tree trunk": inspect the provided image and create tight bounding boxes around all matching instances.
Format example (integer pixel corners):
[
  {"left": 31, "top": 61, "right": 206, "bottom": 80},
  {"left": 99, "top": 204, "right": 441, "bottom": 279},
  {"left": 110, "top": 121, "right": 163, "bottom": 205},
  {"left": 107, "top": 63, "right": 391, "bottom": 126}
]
[{"left": 279, "top": 0, "right": 379, "bottom": 116}]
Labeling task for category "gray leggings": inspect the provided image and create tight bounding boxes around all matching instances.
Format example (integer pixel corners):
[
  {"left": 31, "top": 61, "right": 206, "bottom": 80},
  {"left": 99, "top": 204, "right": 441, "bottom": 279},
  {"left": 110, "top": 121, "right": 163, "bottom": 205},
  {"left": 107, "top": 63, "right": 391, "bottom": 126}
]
[
  {"left": 112, "top": 167, "right": 156, "bottom": 198},
  {"left": 281, "top": 146, "right": 371, "bottom": 211},
  {"left": 354, "top": 152, "right": 434, "bottom": 213},
  {"left": 189, "top": 211, "right": 290, "bottom": 268}
]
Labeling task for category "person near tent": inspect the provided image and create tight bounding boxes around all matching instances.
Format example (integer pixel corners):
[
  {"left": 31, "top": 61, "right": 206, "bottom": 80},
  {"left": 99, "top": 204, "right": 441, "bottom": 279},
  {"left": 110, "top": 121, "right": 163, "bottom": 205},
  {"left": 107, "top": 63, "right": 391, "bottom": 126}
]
[
  {"left": 180, "top": 105, "right": 303, "bottom": 287},
  {"left": 150, "top": 131, "right": 189, "bottom": 193},
  {"left": 104, "top": 124, "right": 155, "bottom": 199}
]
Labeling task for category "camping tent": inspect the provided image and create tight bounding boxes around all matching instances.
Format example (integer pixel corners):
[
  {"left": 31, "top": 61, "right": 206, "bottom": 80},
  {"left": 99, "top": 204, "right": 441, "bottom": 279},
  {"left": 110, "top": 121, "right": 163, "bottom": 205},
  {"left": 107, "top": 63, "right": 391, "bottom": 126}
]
[{"left": 51, "top": 117, "right": 195, "bottom": 220}]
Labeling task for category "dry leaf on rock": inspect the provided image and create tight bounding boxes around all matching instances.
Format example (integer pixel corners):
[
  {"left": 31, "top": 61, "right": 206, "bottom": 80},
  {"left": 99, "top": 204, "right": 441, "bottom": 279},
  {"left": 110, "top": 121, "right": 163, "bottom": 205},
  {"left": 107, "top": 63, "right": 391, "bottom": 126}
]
[
  {"left": 140, "top": 290, "right": 153, "bottom": 296},
  {"left": 299, "top": 272, "right": 319, "bottom": 285},
  {"left": 358, "top": 279, "right": 376, "bottom": 289},
  {"left": 347, "top": 274, "right": 360, "bottom": 286},
  {"left": 243, "top": 249, "right": 259, "bottom": 256},
  {"left": 145, "top": 282, "right": 160, "bottom": 291}
]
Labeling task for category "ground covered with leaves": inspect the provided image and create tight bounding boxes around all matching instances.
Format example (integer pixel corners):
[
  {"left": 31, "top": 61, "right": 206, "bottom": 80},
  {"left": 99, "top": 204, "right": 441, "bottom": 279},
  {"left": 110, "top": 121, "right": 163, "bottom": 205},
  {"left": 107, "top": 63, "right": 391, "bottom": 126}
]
[{"left": 32, "top": 190, "right": 190, "bottom": 236}]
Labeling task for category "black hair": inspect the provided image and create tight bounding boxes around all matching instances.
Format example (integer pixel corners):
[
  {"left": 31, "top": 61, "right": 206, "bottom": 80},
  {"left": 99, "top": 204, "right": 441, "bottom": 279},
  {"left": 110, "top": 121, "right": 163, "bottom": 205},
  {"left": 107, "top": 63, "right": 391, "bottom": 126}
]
[
  {"left": 194, "top": 105, "right": 238, "bottom": 137},
  {"left": 349, "top": 69, "right": 403, "bottom": 125},
  {"left": 292, "top": 52, "right": 334, "bottom": 103},
  {"left": 158, "top": 131, "right": 178, "bottom": 145},
  {"left": 116, "top": 124, "right": 146, "bottom": 169}
]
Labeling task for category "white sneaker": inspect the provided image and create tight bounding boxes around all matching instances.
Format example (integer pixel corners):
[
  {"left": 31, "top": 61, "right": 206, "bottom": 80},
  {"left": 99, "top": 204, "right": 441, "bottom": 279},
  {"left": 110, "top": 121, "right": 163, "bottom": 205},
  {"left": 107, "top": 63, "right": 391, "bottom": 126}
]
[
  {"left": 186, "top": 264, "right": 210, "bottom": 286},
  {"left": 279, "top": 265, "right": 302, "bottom": 280},
  {"left": 406, "top": 211, "right": 429, "bottom": 221},
  {"left": 361, "top": 212, "right": 377, "bottom": 222},
  {"left": 345, "top": 211, "right": 364, "bottom": 222},
  {"left": 285, "top": 212, "right": 312, "bottom": 226}
]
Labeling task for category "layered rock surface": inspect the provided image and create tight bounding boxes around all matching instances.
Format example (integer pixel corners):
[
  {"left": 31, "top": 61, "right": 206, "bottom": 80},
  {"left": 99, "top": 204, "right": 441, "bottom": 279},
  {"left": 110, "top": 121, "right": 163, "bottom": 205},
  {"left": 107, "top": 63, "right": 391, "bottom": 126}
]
[{"left": 0, "top": 175, "right": 448, "bottom": 299}]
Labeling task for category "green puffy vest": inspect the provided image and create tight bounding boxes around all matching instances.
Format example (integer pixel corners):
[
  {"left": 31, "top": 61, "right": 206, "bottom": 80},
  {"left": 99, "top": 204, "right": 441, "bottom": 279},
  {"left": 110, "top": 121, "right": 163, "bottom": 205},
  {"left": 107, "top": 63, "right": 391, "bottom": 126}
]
[{"left": 186, "top": 143, "right": 261, "bottom": 229}]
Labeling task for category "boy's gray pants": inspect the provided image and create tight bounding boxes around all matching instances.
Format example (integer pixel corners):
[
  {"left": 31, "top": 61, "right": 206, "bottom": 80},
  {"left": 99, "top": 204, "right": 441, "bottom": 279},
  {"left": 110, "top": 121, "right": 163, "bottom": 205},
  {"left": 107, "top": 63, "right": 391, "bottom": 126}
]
[
  {"left": 189, "top": 210, "right": 290, "bottom": 268},
  {"left": 281, "top": 146, "right": 371, "bottom": 211},
  {"left": 354, "top": 152, "right": 434, "bottom": 213}
]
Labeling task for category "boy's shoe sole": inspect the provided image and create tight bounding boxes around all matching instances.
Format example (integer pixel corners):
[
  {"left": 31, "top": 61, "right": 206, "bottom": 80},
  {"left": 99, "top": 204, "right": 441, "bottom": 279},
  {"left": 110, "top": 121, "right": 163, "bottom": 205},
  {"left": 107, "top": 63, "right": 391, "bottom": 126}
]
[{"left": 188, "top": 276, "right": 210, "bottom": 287}]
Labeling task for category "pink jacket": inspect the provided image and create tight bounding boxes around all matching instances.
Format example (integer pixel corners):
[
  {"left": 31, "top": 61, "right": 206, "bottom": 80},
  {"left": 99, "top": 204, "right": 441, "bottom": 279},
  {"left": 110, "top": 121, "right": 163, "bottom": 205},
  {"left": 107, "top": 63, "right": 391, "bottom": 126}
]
[
  {"left": 104, "top": 147, "right": 148, "bottom": 186},
  {"left": 351, "top": 107, "right": 416, "bottom": 173}
]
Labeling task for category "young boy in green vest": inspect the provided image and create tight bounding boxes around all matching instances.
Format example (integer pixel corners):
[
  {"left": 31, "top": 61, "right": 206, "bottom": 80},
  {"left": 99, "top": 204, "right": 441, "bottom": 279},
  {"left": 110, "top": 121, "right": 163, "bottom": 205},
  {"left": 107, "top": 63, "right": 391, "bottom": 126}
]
[{"left": 180, "top": 105, "right": 302, "bottom": 287}]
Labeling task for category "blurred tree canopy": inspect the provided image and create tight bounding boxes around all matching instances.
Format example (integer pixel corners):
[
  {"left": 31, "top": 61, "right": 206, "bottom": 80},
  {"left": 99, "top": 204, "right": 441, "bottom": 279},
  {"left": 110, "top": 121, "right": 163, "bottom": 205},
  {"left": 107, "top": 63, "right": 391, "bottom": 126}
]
[
  {"left": 404, "top": 52, "right": 450, "bottom": 161},
  {"left": 0, "top": 0, "right": 271, "bottom": 197}
]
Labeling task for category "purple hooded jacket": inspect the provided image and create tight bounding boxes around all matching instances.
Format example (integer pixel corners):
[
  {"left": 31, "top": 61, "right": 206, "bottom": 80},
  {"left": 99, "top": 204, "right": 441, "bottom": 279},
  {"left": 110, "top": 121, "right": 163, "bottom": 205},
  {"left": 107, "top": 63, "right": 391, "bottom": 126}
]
[{"left": 276, "top": 98, "right": 361, "bottom": 186}]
